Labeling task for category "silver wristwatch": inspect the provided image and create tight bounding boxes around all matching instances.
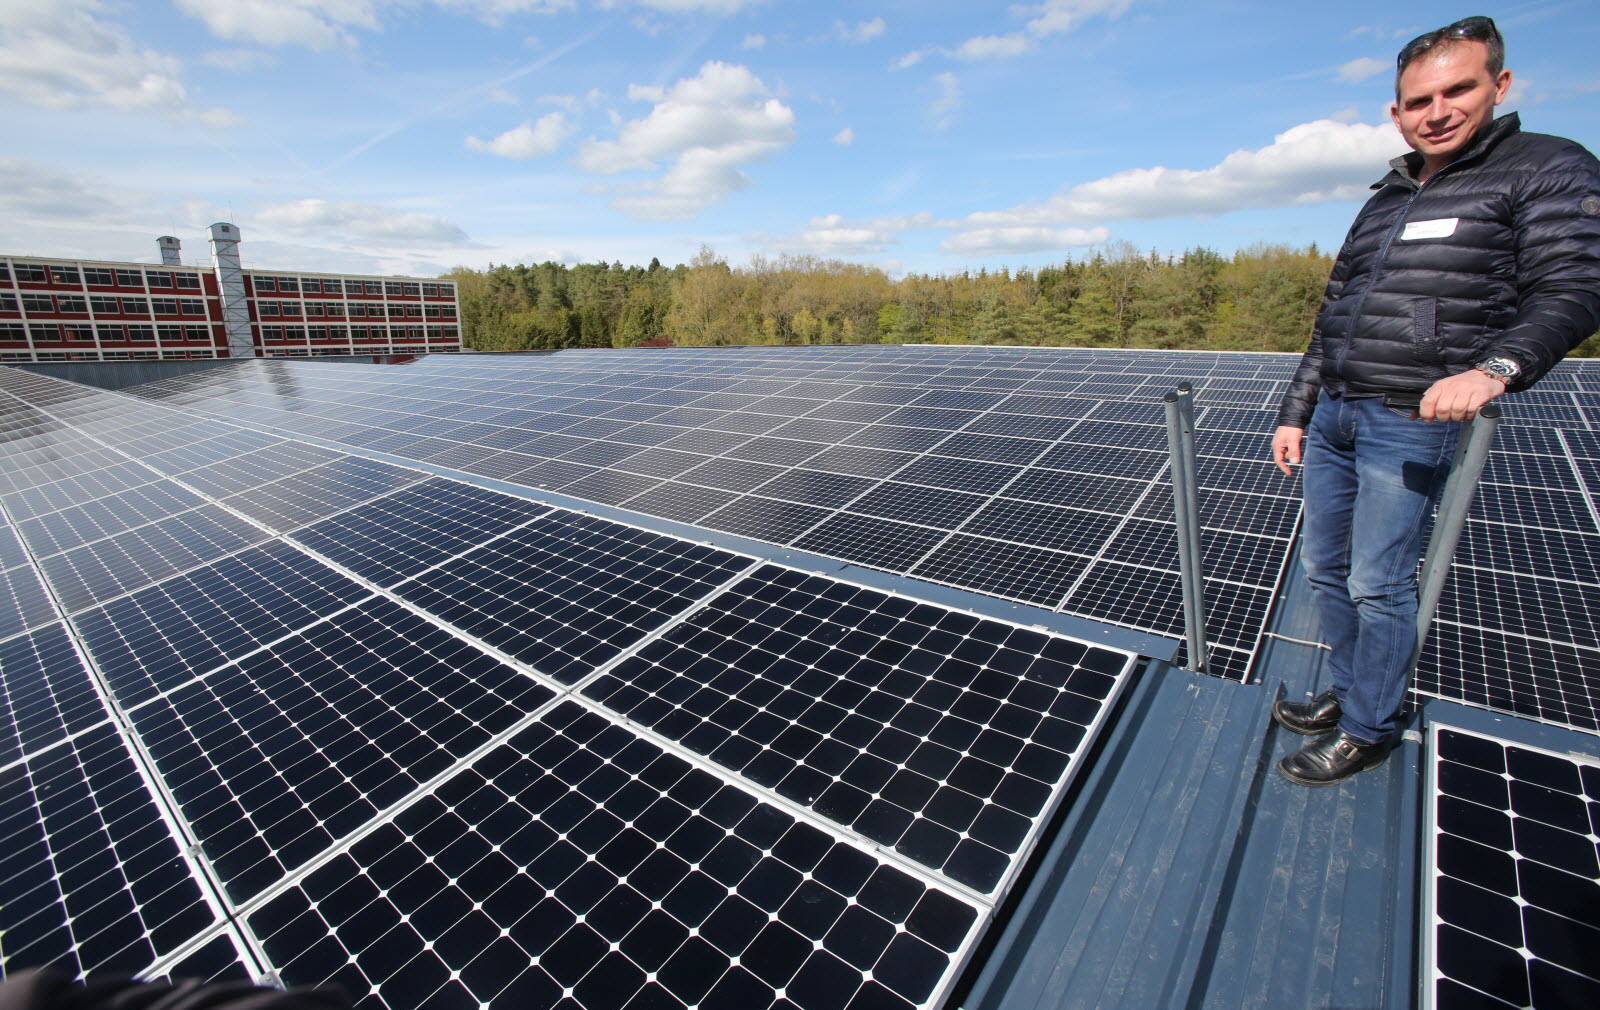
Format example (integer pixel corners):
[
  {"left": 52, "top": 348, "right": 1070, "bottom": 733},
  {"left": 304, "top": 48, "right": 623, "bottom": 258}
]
[{"left": 1474, "top": 357, "right": 1521, "bottom": 384}]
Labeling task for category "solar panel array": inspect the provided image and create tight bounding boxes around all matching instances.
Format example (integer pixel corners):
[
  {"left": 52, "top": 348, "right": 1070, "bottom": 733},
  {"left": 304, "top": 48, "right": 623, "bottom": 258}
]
[
  {"left": 126, "top": 348, "right": 1309, "bottom": 682},
  {"left": 0, "top": 363, "right": 1138, "bottom": 1009},
  {"left": 1423, "top": 723, "right": 1600, "bottom": 1009},
  {"left": 122, "top": 346, "right": 1600, "bottom": 732}
]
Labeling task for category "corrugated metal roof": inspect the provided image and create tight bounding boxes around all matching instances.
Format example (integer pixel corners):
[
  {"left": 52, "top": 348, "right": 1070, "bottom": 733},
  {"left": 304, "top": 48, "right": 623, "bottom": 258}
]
[{"left": 962, "top": 560, "right": 1422, "bottom": 1010}]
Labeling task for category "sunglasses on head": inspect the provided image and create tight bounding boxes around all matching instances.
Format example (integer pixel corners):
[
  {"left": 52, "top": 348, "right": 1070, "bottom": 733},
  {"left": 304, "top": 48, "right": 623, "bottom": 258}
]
[{"left": 1397, "top": 15, "right": 1500, "bottom": 69}]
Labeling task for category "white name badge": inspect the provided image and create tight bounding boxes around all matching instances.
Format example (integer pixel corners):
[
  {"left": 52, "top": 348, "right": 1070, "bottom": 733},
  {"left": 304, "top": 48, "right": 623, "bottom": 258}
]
[{"left": 1401, "top": 217, "right": 1459, "bottom": 240}]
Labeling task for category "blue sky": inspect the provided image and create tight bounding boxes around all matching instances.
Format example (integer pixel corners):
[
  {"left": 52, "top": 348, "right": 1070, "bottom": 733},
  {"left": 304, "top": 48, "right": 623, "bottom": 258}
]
[{"left": 2, "top": 1, "right": 1596, "bottom": 278}]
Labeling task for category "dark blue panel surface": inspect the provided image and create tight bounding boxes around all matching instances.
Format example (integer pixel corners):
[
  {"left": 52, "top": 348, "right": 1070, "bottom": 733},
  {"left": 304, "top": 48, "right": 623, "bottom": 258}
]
[
  {"left": 393, "top": 509, "right": 749, "bottom": 684},
  {"left": 0, "top": 723, "right": 217, "bottom": 978},
  {"left": 0, "top": 624, "right": 101, "bottom": 767},
  {"left": 289, "top": 478, "right": 549, "bottom": 588},
  {"left": 1430, "top": 727, "right": 1600, "bottom": 1010},
  {"left": 74, "top": 540, "right": 373, "bottom": 708},
  {"left": 249, "top": 702, "right": 978, "bottom": 1010},
  {"left": 584, "top": 564, "right": 1132, "bottom": 893},
  {"left": 130, "top": 597, "right": 554, "bottom": 901},
  {"left": 38, "top": 506, "right": 272, "bottom": 614}
]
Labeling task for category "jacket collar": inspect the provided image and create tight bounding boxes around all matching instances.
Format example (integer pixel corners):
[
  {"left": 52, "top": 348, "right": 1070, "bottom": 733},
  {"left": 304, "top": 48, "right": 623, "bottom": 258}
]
[{"left": 1372, "top": 111, "right": 1522, "bottom": 189}]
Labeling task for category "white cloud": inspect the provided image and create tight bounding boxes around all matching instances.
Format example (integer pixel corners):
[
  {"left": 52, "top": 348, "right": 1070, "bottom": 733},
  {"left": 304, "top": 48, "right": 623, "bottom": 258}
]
[
  {"left": 1336, "top": 56, "right": 1388, "bottom": 83},
  {"left": 538, "top": 89, "right": 604, "bottom": 110},
  {"left": 255, "top": 199, "right": 472, "bottom": 245},
  {"left": 173, "top": 0, "right": 380, "bottom": 50},
  {"left": 831, "top": 127, "right": 854, "bottom": 146},
  {"left": 175, "top": 0, "right": 570, "bottom": 50},
  {"left": 202, "top": 48, "right": 277, "bottom": 71},
  {"left": 432, "top": 0, "right": 575, "bottom": 23},
  {"left": 466, "top": 112, "right": 573, "bottom": 158},
  {"left": 578, "top": 61, "right": 795, "bottom": 220},
  {"left": 952, "top": 0, "right": 1134, "bottom": 62},
  {"left": 619, "top": 0, "right": 765, "bottom": 12},
  {"left": 0, "top": 1, "right": 238, "bottom": 125},
  {"left": 941, "top": 226, "right": 1111, "bottom": 256},
  {"left": 1348, "top": 24, "right": 1415, "bottom": 41},
  {"left": 928, "top": 72, "right": 961, "bottom": 129},
  {"left": 0, "top": 157, "right": 130, "bottom": 221},
  {"left": 894, "top": 49, "right": 929, "bottom": 69},
  {"left": 834, "top": 17, "right": 885, "bottom": 45},
  {"left": 741, "top": 33, "right": 766, "bottom": 50},
  {"left": 955, "top": 34, "right": 1034, "bottom": 61},
  {"left": 487, "top": 86, "right": 520, "bottom": 104},
  {"left": 755, "top": 212, "right": 935, "bottom": 256},
  {"left": 955, "top": 119, "right": 1407, "bottom": 233}
]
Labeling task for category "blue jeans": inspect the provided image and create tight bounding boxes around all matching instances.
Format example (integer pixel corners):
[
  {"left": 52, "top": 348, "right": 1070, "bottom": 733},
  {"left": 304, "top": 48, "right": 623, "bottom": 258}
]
[{"left": 1300, "top": 391, "right": 1460, "bottom": 745}]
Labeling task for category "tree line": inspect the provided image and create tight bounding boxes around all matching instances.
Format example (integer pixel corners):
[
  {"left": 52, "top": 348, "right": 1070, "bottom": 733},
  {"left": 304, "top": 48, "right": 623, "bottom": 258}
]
[{"left": 446, "top": 242, "right": 1600, "bottom": 356}]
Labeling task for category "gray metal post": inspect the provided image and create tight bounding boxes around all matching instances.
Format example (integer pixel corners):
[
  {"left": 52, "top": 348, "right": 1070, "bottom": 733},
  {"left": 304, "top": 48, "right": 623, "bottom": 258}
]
[
  {"left": 1165, "top": 386, "right": 1208, "bottom": 671},
  {"left": 1410, "top": 404, "right": 1502, "bottom": 671},
  {"left": 1175, "top": 382, "right": 1207, "bottom": 648}
]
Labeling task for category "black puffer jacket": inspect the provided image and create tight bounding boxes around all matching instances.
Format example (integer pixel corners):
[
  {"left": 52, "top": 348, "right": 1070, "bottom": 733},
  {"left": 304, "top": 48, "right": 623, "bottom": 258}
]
[{"left": 1278, "top": 113, "right": 1600, "bottom": 428}]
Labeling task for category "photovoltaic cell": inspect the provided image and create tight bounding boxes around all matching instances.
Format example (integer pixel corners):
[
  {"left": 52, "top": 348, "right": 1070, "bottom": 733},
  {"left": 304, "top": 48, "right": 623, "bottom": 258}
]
[
  {"left": 1417, "top": 625, "right": 1600, "bottom": 733},
  {"left": 1425, "top": 725, "right": 1600, "bottom": 1009},
  {"left": 38, "top": 505, "right": 272, "bottom": 614},
  {"left": 583, "top": 564, "right": 1134, "bottom": 893},
  {"left": 176, "top": 442, "right": 348, "bottom": 499},
  {"left": 391, "top": 509, "right": 752, "bottom": 684},
  {"left": 703, "top": 494, "right": 838, "bottom": 544},
  {"left": 0, "top": 523, "right": 23, "bottom": 571},
  {"left": 1, "top": 461, "right": 164, "bottom": 522},
  {"left": 0, "top": 722, "right": 219, "bottom": 979},
  {"left": 288, "top": 477, "right": 551, "bottom": 587},
  {"left": 0, "top": 447, "right": 129, "bottom": 495},
  {"left": 219, "top": 457, "right": 425, "bottom": 532},
  {"left": 155, "top": 935, "right": 255, "bottom": 987},
  {"left": 128, "top": 596, "right": 556, "bottom": 902},
  {"left": 0, "top": 624, "right": 102, "bottom": 767},
  {"left": 72, "top": 540, "right": 374, "bottom": 708},
  {"left": 17, "top": 482, "right": 209, "bottom": 558},
  {"left": 248, "top": 701, "right": 982, "bottom": 1010},
  {"left": 0, "top": 563, "right": 58, "bottom": 644},
  {"left": 912, "top": 533, "right": 1088, "bottom": 608}
]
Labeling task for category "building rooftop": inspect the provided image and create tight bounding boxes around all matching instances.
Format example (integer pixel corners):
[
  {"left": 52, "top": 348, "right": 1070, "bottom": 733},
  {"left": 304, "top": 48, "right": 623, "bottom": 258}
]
[{"left": 2, "top": 345, "right": 1596, "bottom": 1010}]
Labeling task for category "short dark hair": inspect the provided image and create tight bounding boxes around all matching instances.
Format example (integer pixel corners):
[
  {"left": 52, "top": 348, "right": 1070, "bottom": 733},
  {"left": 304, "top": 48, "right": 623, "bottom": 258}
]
[{"left": 1394, "top": 16, "right": 1504, "bottom": 97}]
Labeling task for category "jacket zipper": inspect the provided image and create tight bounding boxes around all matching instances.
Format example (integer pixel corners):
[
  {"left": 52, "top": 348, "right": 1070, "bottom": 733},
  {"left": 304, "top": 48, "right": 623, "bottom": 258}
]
[
  {"left": 1331, "top": 136, "right": 1498, "bottom": 381},
  {"left": 1336, "top": 183, "right": 1421, "bottom": 379}
]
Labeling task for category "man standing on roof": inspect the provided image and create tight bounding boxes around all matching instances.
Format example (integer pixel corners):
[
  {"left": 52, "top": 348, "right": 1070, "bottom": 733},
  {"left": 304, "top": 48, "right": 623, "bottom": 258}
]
[{"left": 1269, "top": 16, "right": 1600, "bottom": 786}]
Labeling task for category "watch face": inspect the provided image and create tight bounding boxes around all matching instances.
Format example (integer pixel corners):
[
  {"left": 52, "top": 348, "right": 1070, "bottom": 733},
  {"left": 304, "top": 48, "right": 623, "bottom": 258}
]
[{"left": 1483, "top": 358, "right": 1518, "bottom": 379}]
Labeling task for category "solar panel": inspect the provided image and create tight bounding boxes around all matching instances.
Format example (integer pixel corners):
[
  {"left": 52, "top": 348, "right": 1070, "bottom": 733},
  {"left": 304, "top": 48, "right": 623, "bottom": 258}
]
[
  {"left": 119, "top": 349, "right": 1308, "bottom": 680},
  {"left": 0, "top": 624, "right": 103, "bottom": 766},
  {"left": 129, "top": 596, "right": 557, "bottom": 902},
  {"left": 583, "top": 563, "right": 1128, "bottom": 895},
  {"left": 1413, "top": 417, "right": 1600, "bottom": 733},
  {"left": 0, "top": 722, "right": 228, "bottom": 979},
  {"left": 38, "top": 505, "right": 272, "bottom": 614},
  {"left": 218, "top": 457, "right": 425, "bottom": 533},
  {"left": 2, "top": 363, "right": 1142, "bottom": 1004},
  {"left": 1424, "top": 723, "right": 1600, "bottom": 1009},
  {"left": 248, "top": 701, "right": 986, "bottom": 1010},
  {"left": 287, "top": 477, "right": 551, "bottom": 587},
  {"left": 0, "top": 562, "right": 56, "bottom": 643},
  {"left": 387, "top": 509, "right": 755, "bottom": 684},
  {"left": 72, "top": 540, "right": 373, "bottom": 708}
]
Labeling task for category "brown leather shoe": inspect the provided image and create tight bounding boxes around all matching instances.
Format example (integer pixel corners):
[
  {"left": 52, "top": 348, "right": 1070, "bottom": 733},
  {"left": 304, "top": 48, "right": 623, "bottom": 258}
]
[
  {"left": 1272, "top": 689, "right": 1341, "bottom": 736},
  {"left": 1277, "top": 731, "right": 1388, "bottom": 787}
]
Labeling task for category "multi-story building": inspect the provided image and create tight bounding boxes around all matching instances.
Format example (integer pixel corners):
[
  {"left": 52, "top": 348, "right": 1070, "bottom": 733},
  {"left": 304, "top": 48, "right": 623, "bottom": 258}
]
[{"left": 1, "top": 223, "right": 461, "bottom": 363}]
